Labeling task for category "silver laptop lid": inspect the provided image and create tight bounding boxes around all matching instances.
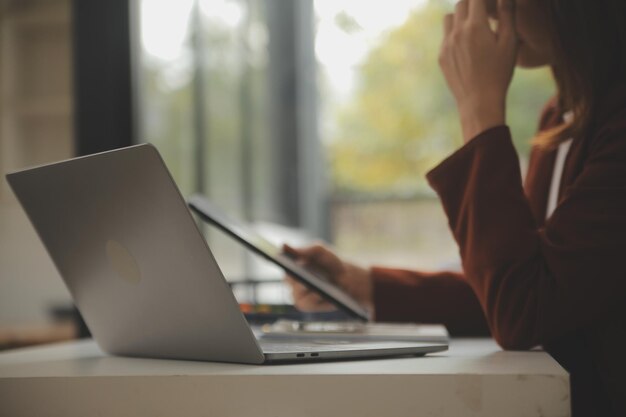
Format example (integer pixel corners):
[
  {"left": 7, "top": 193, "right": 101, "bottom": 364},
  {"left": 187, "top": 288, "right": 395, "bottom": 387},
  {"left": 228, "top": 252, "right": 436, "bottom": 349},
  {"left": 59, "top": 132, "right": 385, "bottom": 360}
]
[{"left": 6, "top": 144, "right": 265, "bottom": 364}]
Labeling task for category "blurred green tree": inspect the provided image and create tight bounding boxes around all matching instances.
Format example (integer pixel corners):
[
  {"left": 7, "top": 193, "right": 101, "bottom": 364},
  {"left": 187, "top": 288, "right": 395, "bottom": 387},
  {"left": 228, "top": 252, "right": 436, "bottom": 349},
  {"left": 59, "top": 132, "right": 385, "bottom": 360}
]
[{"left": 329, "top": 0, "right": 555, "bottom": 195}]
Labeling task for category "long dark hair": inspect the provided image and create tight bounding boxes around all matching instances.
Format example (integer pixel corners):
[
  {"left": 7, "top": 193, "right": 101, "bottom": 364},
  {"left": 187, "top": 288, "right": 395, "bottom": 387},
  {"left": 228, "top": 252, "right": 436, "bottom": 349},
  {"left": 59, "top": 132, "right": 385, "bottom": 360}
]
[{"left": 534, "top": 0, "right": 626, "bottom": 148}]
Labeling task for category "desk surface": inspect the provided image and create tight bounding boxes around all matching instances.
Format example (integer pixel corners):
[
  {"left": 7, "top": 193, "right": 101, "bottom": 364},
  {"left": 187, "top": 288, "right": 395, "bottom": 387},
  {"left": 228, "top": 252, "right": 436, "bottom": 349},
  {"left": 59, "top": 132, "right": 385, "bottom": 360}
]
[{"left": 0, "top": 338, "right": 570, "bottom": 417}]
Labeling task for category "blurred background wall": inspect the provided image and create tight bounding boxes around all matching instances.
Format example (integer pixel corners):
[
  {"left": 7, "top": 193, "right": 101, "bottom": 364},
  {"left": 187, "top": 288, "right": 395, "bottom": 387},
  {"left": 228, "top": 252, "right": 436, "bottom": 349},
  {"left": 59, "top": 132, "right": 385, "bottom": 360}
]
[{"left": 0, "top": 0, "right": 73, "bottom": 328}]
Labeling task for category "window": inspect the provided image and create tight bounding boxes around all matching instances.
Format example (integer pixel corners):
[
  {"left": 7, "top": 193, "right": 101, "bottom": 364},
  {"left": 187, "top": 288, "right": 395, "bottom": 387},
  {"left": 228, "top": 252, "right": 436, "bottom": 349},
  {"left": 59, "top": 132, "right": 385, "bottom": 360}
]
[
  {"left": 135, "top": 0, "right": 554, "bottom": 302},
  {"left": 136, "top": 0, "right": 324, "bottom": 304}
]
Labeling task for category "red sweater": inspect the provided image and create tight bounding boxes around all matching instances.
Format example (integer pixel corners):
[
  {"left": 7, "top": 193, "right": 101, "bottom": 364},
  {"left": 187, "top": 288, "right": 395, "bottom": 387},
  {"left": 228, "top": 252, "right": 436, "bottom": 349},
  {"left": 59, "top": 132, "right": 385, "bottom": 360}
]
[{"left": 372, "top": 86, "right": 626, "bottom": 417}]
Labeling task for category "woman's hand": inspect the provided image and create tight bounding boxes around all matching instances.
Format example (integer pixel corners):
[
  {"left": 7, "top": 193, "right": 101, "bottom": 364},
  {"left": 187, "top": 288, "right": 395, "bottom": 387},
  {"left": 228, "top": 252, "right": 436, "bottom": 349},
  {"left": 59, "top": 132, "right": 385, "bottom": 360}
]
[
  {"left": 439, "top": 0, "right": 518, "bottom": 143},
  {"left": 283, "top": 244, "right": 374, "bottom": 314}
]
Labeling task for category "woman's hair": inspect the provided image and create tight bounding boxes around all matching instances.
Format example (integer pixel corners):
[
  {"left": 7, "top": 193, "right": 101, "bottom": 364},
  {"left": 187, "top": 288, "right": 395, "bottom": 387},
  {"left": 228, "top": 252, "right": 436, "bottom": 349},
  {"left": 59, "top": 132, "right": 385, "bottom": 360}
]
[{"left": 534, "top": 0, "right": 626, "bottom": 148}]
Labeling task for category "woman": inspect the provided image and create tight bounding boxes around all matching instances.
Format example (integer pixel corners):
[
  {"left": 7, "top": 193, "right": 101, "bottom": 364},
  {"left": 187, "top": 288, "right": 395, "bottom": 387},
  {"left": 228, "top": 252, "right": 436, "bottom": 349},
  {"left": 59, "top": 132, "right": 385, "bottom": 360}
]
[{"left": 286, "top": 0, "right": 626, "bottom": 415}]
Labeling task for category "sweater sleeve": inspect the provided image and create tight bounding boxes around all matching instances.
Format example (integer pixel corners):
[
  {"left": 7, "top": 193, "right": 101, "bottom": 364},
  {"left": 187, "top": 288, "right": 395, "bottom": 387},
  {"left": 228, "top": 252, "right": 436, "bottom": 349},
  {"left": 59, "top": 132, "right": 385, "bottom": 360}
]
[
  {"left": 372, "top": 267, "right": 491, "bottom": 336},
  {"left": 426, "top": 122, "right": 626, "bottom": 349}
]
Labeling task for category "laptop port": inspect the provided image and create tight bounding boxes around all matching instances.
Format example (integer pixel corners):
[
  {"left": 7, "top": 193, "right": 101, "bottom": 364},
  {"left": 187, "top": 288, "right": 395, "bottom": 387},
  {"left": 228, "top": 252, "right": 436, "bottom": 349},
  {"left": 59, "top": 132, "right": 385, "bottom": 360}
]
[
  {"left": 297, "top": 353, "right": 305, "bottom": 358},
  {"left": 311, "top": 353, "right": 319, "bottom": 357}
]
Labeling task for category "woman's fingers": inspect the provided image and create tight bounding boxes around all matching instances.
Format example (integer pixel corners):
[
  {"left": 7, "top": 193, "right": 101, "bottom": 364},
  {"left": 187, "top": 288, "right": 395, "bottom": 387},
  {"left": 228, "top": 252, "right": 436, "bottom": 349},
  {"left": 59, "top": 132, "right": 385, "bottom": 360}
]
[
  {"left": 454, "top": 0, "right": 469, "bottom": 26},
  {"left": 497, "top": 0, "right": 517, "bottom": 46},
  {"left": 438, "top": 0, "right": 513, "bottom": 143},
  {"left": 283, "top": 243, "right": 342, "bottom": 275},
  {"left": 287, "top": 276, "right": 334, "bottom": 311},
  {"left": 287, "top": 275, "right": 319, "bottom": 302},
  {"left": 282, "top": 243, "right": 300, "bottom": 257},
  {"left": 298, "top": 244, "right": 333, "bottom": 264},
  {"left": 297, "top": 292, "right": 335, "bottom": 312},
  {"left": 468, "top": 0, "right": 488, "bottom": 22},
  {"left": 288, "top": 277, "right": 307, "bottom": 295},
  {"left": 283, "top": 244, "right": 348, "bottom": 310},
  {"left": 283, "top": 243, "right": 320, "bottom": 261}
]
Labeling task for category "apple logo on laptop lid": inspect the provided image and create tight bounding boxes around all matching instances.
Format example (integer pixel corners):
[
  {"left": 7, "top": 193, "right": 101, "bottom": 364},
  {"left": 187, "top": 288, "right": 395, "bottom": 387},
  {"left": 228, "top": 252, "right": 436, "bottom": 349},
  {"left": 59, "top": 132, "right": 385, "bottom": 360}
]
[{"left": 106, "top": 240, "right": 142, "bottom": 284}]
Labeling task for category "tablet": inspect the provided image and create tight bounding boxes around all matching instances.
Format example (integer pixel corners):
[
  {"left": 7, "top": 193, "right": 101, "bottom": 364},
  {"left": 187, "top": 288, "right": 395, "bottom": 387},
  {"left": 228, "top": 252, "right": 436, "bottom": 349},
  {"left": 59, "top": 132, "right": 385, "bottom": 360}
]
[{"left": 187, "top": 194, "right": 371, "bottom": 321}]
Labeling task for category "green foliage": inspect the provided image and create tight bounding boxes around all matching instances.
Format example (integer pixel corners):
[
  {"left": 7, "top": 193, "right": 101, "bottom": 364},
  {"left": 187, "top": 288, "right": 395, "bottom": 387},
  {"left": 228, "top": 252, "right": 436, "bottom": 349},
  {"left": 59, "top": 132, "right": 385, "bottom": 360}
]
[{"left": 329, "top": 1, "right": 555, "bottom": 195}]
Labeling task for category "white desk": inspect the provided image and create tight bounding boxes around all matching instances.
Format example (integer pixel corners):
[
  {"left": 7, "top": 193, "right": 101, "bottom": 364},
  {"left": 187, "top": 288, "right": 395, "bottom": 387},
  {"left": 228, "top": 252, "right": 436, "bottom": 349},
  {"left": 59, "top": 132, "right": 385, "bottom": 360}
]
[{"left": 0, "top": 338, "right": 570, "bottom": 417}]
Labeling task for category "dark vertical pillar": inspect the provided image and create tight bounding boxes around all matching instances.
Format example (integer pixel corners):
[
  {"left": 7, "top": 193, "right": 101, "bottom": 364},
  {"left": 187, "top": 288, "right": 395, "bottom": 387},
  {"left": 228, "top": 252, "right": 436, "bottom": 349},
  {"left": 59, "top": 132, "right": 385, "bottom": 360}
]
[
  {"left": 266, "top": 0, "right": 300, "bottom": 227},
  {"left": 190, "top": 0, "right": 208, "bottom": 196},
  {"left": 295, "top": 0, "right": 329, "bottom": 240},
  {"left": 240, "top": 0, "right": 253, "bottom": 222},
  {"left": 72, "top": 0, "right": 134, "bottom": 155},
  {"left": 266, "top": 0, "right": 327, "bottom": 237}
]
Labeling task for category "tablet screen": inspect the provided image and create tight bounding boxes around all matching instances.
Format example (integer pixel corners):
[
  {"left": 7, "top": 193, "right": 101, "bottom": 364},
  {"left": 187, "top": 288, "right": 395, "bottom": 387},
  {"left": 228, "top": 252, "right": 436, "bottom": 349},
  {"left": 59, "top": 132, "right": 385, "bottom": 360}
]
[{"left": 187, "top": 194, "right": 370, "bottom": 321}]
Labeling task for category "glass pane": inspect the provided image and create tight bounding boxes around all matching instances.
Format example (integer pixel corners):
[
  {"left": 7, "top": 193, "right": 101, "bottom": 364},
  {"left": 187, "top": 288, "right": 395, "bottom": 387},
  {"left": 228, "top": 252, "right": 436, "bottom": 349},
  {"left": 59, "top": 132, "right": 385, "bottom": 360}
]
[
  {"left": 314, "top": 0, "right": 554, "bottom": 269},
  {"left": 136, "top": 0, "right": 284, "bottom": 302},
  {"left": 137, "top": 0, "right": 197, "bottom": 196},
  {"left": 135, "top": 0, "right": 556, "bottom": 302}
]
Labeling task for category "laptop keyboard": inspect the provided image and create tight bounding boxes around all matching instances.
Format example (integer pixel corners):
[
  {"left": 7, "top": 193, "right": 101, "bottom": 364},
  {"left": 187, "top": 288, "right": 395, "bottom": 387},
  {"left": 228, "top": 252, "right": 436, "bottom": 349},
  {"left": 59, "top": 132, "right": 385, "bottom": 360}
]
[{"left": 259, "top": 339, "right": 390, "bottom": 353}]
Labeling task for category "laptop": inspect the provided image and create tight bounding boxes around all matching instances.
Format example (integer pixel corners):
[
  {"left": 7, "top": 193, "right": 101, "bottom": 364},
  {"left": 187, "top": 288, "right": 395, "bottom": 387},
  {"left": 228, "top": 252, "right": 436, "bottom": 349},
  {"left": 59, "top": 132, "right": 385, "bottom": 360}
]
[{"left": 6, "top": 144, "right": 447, "bottom": 364}]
